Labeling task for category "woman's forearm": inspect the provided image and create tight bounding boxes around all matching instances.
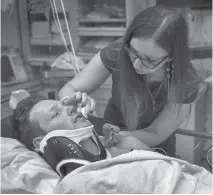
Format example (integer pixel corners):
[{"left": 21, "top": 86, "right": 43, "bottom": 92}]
[
  {"left": 59, "top": 52, "right": 111, "bottom": 100},
  {"left": 119, "top": 128, "right": 160, "bottom": 147},
  {"left": 59, "top": 81, "right": 76, "bottom": 100},
  {"left": 148, "top": 104, "right": 190, "bottom": 142},
  {"left": 120, "top": 104, "right": 190, "bottom": 147}
]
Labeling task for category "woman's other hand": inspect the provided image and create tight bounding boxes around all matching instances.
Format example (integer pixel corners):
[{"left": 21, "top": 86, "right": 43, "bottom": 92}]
[
  {"left": 102, "top": 123, "right": 121, "bottom": 148},
  {"left": 102, "top": 123, "right": 151, "bottom": 151}
]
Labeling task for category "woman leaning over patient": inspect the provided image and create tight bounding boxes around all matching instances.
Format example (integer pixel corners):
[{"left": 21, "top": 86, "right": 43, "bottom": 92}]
[{"left": 59, "top": 6, "right": 202, "bottom": 157}]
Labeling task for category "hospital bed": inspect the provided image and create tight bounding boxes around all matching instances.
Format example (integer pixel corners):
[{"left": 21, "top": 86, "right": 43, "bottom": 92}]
[
  {"left": 1, "top": 110, "right": 212, "bottom": 194},
  {"left": 1, "top": 112, "right": 212, "bottom": 168},
  {"left": 1, "top": 82, "right": 212, "bottom": 193}
]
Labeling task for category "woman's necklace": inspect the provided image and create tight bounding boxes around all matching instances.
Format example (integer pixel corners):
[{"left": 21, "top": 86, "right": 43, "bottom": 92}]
[{"left": 145, "top": 79, "right": 165, "bottom": 111}]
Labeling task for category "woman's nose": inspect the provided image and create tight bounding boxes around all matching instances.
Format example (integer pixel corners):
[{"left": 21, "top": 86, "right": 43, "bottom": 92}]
[{"left": 133, "top": 58, "right": 141, "bottom": 70}]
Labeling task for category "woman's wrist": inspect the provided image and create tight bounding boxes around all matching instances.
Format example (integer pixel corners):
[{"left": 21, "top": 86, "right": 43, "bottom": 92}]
[
  {"left": 119, "top": 130, "right": 130, "bottom": 137},
  {"left": 141, "top": 127, "right": 158, "bottom": 134},
  {"left": 59, "top": 83, "right": 76, "bottom": 100}
]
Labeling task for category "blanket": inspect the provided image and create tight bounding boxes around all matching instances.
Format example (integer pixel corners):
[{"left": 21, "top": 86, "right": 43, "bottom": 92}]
[
  {"left": 1, "top": 137, "right": 212, "bottom": 194},
  {"left": 55, "top": 150, "right": 212, "bottom": 194},
  {"left": 1, "top": 138, "right": 60, "bottom": 194}
]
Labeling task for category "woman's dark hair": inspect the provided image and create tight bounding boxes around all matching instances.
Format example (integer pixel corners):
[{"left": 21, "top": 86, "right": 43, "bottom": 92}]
[
  {"left": 118, "top": 6, "right": 200, "bottom": 130},
  {"left": 12, "top": 95, "right": 46, "bottom": 150}
]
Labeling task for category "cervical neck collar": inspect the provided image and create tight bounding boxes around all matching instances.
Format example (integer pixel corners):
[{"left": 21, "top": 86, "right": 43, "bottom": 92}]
[
  {"left": 39, "top": 125, "right": 110, "bottom": 177},
  {"left": 40, "top": 125, "right": 95, "bottom": 153}
]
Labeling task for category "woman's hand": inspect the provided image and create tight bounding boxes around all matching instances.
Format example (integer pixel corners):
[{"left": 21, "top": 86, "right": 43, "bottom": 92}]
[
  {"left": 61, "top": 91, "right": 96, "bottom": 116},
  {"left": 102, "top": 123, "right": 121, "bottom": 148},
  {"left": 102, "top": 123, "right": 151, "bottom": 151}
]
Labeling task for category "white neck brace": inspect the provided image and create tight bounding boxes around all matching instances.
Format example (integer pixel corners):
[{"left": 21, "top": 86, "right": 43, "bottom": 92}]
[{"left": 39, "top": 125, "right": 94, "bottom": 153}]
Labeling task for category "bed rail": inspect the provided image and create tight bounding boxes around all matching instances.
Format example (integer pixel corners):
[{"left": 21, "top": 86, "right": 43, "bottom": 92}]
[
  {"left": 176, "top": 128, "right": 212, "bottom": 170},
  {"left": 176, "top": 128, "right": 212, "bottom": 140}
]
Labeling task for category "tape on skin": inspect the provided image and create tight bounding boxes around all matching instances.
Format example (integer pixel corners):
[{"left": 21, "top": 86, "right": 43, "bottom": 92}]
[{"left": 9, "top": 90, "right": 31, "bottom": 110}]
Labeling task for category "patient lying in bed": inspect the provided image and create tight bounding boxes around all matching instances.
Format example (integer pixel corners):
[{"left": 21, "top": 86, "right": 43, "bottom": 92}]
[
  {"left": 2, "top": 90, "right": 211, "bottom": 193},
  {"left": 11, "top": 90, "right": 150, "bottom": 176}
]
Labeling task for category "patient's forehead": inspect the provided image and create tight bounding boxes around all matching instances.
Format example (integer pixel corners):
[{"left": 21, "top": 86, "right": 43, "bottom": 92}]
[
  {"left": 29, "top": 100, "right": 60, "bottom": 121},
  {"left": 32, "top": 99, "right": 59, "bottom": 112}
]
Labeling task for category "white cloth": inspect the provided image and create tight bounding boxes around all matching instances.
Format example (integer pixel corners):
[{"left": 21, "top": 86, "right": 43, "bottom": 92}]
[
  {"left": 1, "top": 137, "right": 212, "bottom": 194},
  {"left": 54, "top": 150, "right": 213, "bottom": 194}
]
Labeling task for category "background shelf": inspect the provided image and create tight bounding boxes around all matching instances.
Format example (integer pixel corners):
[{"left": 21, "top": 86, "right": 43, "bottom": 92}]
[
  {"left": 78, "top": 18, "right": 126, "bottom": 23},
  {"left": 30, "top": 37, "right": 70, "bottom": 46},
  {"left": 77, "top": 52, "right": 96, "bottom": 61},
  {"left": 77, "top": 27, "right": 126, "bottom": 36},
  {"left": 28, "top": 56, "right": 56, "bottom": 66}
]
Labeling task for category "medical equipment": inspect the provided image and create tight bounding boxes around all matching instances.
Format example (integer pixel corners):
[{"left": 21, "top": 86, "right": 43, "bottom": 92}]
[{"left": 39, "top": 125, "right": 110, "bottom": 177}]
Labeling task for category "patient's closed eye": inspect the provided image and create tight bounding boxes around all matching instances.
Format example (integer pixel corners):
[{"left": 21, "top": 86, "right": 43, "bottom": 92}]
[
  {"left": 131, "top": 55, "right": 138, "bottom": 60},
  {"left": 66, "top": 107, "right": 75, "bottom": 116},
  {"left": 53, "top": 111, "right": 61, "bottom": 118}
]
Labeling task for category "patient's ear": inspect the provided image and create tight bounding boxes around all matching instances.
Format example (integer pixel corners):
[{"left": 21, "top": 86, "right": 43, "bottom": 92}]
[{"left": 33, "top": 136, "right": 43, "bottom": 150}]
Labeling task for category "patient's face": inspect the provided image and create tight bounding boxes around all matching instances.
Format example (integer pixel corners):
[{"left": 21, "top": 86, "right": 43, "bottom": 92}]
[{"left": 29, "top": 100, "right": 92, "bottom": 133}]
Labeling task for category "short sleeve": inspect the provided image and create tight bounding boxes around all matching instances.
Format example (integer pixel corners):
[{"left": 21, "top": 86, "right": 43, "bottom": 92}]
[
  {"left": 100, "top": 38, "right": 123, "bottom": 72},
  {"left": 180, "top": 65, "right": 201, "bottom": 104}
]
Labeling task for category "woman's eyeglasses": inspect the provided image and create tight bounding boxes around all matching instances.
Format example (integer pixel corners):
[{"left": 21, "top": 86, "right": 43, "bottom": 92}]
[{"left": 124, "top": 45, "right": 170, "bottom": 69}]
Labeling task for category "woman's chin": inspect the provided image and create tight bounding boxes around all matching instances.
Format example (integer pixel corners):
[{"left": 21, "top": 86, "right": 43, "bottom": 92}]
[{"left": 136, "top": 70, "right": 154, "bottom": 74}]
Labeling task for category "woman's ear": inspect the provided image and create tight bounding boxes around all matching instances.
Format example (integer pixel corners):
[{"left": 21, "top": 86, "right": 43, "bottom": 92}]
[{"left": 33, "top": 136, "right": 44, "bottom": 150}]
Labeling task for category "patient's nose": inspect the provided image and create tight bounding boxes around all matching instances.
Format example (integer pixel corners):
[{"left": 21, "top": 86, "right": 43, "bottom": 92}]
[{"left": 65, "top": 106, "right": 76, "bottom": 116}]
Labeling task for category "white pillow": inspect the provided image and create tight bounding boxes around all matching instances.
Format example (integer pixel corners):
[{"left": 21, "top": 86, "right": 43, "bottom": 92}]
[{"left": 1, "top": 137, "right": 60, "bottom": 194}]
